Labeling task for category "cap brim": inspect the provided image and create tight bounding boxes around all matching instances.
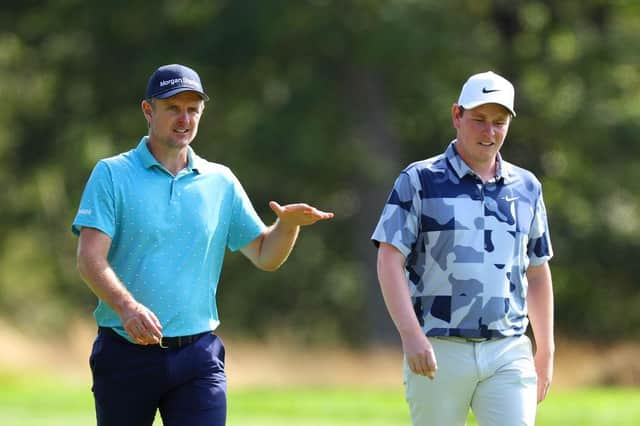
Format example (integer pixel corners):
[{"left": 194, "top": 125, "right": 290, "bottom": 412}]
[
  {"left": 460, "top": 100, "right": 515, "bottom": 117},
  {"left": 153, "top": 87, "right": 209, "bottom": 102}
]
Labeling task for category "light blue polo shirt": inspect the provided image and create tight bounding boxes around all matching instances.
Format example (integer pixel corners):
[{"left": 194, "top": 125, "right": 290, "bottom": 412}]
[{"left": 72, "top": 137, "right": 266, "bottom": 339}]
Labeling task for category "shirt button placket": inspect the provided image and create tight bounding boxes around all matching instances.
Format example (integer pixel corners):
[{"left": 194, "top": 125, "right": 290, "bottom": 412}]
[{"left": 169, "top": 179, "right": 176, "bottom": 203}]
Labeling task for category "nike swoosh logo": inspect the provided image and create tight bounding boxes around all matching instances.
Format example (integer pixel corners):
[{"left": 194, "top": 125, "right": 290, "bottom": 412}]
[
  {"left": 504, "top": 196, "right": 518, "bottom": 202},
  {"left": 482, "top": 88, "right": 500, "bottom": 93}
]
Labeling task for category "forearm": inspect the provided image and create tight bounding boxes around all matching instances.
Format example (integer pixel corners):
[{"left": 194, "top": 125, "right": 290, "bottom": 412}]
[
  {"left": 254, "top": 219, "right": 300, "bottom": 271},
  {"left": 240, "top": 201, "right": 332, "bottom": 271},
  {"left": 527, "top": 262, "right": 555, "bottom": 402},
  {"left": 377, "top": 244, "right": 423, "bottom": 340},
  {"left": 527, "top": 263, "right": 555, "bottom": 354},
  {"left": 77, "top": 255, "right": 137, "bottom": 317},
  {"left": 76, "top": 228, "right": 162, "bottom": 343},
  {"left": 377, "top": 243, "right": 439, "bottom": 379}
]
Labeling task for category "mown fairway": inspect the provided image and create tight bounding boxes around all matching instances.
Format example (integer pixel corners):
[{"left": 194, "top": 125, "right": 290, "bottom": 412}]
[{"left": 0, "top": 372, "right": 639, "bottom": 425}]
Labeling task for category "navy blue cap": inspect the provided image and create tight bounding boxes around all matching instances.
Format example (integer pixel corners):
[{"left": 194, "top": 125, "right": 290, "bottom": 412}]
[{"left": 145, "top": 64, "right": 209, "bottom": 101}]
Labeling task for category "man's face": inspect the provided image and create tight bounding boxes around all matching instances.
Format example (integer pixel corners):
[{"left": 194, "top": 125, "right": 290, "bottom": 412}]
[
  {"left": 452, "top": 103, "right": 512, "bottom": 170},
  {"left": 143, "top": 91, "right": 205, "bottom": 149}
]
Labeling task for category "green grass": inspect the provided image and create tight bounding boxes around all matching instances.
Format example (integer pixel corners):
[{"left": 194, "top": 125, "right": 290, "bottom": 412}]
[
  {"left": 1, "top": 371, "right": 639, "bottom": 425},
  {"left": 229, "top": 387, "right": 410, "bottom": 426}
]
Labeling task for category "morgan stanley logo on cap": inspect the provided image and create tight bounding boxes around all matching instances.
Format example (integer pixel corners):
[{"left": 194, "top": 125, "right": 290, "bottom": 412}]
[
  {"left": 457, "top": 71, "right": 515, "bottom": 116},
  {"left": 145, "top": 64, "right": 209, "bottom": 101}
]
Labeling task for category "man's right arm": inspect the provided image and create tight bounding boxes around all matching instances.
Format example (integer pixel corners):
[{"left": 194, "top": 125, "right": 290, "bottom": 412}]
[
  {"left": 76, "top": 227, "right": 163, "bottom": 345},
  {"left": 377, "top": 242, "right": 437, "bottom": 379}
]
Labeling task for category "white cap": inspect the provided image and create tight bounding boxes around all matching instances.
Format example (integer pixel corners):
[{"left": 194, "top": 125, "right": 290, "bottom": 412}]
[{"left": 457, "top": 71, "right": 516, "bottom": 117}]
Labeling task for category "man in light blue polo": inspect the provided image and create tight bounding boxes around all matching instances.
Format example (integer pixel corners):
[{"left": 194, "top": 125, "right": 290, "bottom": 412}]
[
  {"left": 372, "top": 71, "right": 554, "bottom": 425},
  {"left": 73, "top": 63, "right": 333, "bottom": 426}
]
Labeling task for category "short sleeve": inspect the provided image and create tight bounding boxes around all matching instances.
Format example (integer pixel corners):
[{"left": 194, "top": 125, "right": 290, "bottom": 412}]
[
  {"left": 71, "top": 161, "right": 117, "bottom": 237},
  {"left": 371, "top": 170, "right": 421, "bottom": 257},
  {"left": 227, "top": 174, "right": 267, "bottom": 251},
  {"left": 526, "top": 190, "right": 553, "bottom": 265}
]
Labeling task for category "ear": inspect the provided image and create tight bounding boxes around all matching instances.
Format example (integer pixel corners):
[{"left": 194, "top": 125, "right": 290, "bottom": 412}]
[
  {"left": 141, "top": 99, "right": 153, "bottom": 124},
  {"left": 452, "top": 103, "right": 462, "bottom": 129}
]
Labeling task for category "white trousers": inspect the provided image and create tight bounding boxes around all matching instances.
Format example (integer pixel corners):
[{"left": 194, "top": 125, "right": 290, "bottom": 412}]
[{"left": 404, "top": 335, "right": 537, "bottom": 426}]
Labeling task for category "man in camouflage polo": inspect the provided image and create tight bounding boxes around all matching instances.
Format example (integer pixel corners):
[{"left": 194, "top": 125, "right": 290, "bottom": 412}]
[{"left": 372, "top": 71, "right": 554, "bottom": 426}]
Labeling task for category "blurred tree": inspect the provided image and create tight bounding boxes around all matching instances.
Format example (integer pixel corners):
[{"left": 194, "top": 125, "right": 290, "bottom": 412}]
[{"left": 0, "top": 0, "right": 639, "bottom": 343}]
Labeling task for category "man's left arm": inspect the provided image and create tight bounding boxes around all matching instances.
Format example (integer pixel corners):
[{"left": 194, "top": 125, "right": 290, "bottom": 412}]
[
  {"left": 526, "top": 261, "right": 554, "bottom": 404},
  {"left": 241, "top": 201, "right": 333, "bottom": 271}
]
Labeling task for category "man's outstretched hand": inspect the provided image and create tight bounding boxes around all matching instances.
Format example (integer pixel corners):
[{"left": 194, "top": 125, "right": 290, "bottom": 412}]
[
  {"left": 240, "top": 201, "right": 333, "bottom": 271},
  {"left": 269, "top": 201, "right": 334, "bottom": 226}
]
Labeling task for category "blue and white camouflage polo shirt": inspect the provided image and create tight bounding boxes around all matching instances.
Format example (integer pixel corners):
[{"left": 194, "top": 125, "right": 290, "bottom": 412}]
[{"left": 372, "top": 141, "right": 553, "bottom": 338}]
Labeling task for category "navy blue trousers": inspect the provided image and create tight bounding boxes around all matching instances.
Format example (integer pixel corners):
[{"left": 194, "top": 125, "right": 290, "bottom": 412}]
[{"left": 90, "top": 328, "right": 227, "bottom": 426}]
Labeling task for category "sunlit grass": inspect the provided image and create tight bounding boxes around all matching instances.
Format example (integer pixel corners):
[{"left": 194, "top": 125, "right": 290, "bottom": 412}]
[{"left": 0, "top": 371, "right": 639, "bottom": 425}]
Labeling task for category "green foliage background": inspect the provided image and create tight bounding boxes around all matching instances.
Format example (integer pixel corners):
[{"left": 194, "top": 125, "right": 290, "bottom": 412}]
[{"left": 1, "top": 0, "right": 639, "bottom": 344}]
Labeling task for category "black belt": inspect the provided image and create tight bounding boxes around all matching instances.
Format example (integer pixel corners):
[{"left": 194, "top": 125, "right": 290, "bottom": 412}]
[{"left": 99, "top": 327, "right": 210, "bottom": 350}]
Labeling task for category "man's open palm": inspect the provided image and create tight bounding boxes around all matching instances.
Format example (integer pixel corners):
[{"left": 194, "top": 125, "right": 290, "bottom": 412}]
[{"left": 269, "top": 201, "right": 334, "bottom": 226}]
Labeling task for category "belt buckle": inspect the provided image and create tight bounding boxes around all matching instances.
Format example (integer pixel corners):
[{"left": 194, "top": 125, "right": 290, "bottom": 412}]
[
  {"left": 465, "top": 337, "right": 489, "bottom": 343},
  {"left": 159, "top": 337, "right": 169, "bottom": 349}
]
